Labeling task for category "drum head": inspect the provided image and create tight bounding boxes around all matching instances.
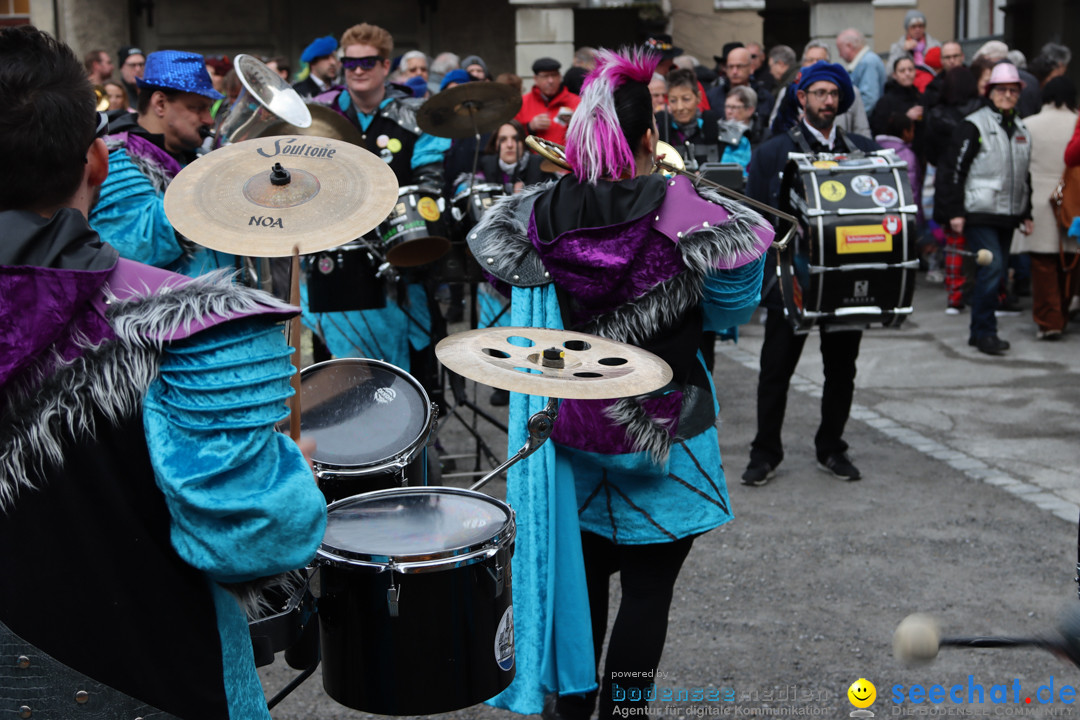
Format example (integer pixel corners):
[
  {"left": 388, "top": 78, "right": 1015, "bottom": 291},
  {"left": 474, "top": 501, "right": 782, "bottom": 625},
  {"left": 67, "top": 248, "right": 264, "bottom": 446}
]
[
  {"left": 322, "top": 488, "right": 512, "bottom": 563},
  {"left": 297, "top": 359, "right": 430, "bottom": 468}
]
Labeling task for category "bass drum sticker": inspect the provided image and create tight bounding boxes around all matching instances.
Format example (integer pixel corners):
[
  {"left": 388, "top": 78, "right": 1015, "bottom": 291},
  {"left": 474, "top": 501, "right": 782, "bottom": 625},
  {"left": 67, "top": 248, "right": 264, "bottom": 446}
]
[
  {"left": 819, "top": 180, "right": 847, "bottom": 203},
  {"left": 495, "top": 606, "right": 515, "bottom": 671},
  {"left": 872, "top": 184, "right": 898, "bottom": 208},
  {"left": 851, "top": 175, "right": 879, "bottom": 196}
]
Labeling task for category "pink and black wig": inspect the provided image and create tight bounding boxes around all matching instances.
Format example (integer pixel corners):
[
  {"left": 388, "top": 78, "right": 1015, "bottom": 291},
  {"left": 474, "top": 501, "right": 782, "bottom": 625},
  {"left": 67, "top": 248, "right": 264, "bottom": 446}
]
[{"left": 565, "top": 47, "right": 660, "bottom": 185}]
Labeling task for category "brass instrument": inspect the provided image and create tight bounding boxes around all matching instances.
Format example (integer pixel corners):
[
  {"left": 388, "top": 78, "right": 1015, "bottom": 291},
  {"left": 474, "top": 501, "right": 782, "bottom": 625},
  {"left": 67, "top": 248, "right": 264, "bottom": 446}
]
[
  {"left": 93, "top": 85, "right": 110, "bottom": 112},
  {"left": 213, "top": 54, "right": 311, "bottom": 148},
  {"left": 525, "top": 135, "right": 795, "bottom": 250}
]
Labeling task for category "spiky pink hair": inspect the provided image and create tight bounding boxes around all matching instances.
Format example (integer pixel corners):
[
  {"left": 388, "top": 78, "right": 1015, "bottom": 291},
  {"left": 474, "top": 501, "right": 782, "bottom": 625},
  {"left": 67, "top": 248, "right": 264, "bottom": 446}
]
[{"left": 565, "top": 47, "right": 660, "bottom": 185}]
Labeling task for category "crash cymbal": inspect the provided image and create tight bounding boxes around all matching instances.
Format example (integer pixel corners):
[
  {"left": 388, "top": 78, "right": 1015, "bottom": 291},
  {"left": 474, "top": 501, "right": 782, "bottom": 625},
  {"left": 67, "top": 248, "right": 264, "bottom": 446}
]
[
  {"left": 163, "top": 135, "right": 398, "bottom": 257},
  {"left": 417, "top": 82, "right": 522, "bottom": 139},
  {"left": 261, "top": 103, "right": 364, "bottom": 146},
  {"left": 435, "top": 327, "right": 673, "bottom": 400}
]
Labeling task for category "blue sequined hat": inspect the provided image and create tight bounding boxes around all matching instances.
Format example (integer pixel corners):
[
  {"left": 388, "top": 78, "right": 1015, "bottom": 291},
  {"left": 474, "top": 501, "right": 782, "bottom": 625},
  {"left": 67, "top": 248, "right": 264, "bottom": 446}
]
[{"left": 137, "top": 50, "right": 224, "bottom": 100}]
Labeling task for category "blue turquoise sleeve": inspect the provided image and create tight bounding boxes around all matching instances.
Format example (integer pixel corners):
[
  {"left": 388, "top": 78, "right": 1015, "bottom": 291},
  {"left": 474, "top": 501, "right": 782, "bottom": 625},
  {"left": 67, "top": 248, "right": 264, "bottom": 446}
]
[
  {"left": 143, "top": 318, "right": 327, "bottom": 583},
  {"left": 90, "top": 148, "right": 185, "bottom": 268},
  {"left": 701, "top": 253, "right": 765, "bottom": 332},
  {"left": 412, "top": 133, "right": 452, "bottom": 170}
]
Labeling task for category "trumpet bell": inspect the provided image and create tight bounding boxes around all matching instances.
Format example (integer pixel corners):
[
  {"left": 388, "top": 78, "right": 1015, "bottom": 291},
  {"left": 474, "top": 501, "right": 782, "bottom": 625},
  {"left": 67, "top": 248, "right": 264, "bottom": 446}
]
[
  {"left": 214, "top": 54, "right": 311, "bottom": 148},
  {"left": 655, "top": 141, "right": 684, "bottom": 174}
]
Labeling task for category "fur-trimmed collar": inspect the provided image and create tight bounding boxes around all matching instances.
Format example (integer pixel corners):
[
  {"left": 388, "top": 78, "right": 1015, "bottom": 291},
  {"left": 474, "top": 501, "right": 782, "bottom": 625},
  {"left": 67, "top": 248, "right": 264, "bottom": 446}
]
[{"left": 0, "top": 273, "right": 289, "bottom": 511}]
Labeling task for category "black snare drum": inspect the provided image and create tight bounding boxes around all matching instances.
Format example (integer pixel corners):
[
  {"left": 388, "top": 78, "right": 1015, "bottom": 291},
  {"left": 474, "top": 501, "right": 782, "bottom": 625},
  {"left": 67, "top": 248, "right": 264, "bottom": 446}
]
[
  {"left": 377, "top": 186, "right": 452, "bottom": 267},
  {"left": 284, "top": 359, "right": 435, "bottom": 503},
  {"left": 778, "top": 151, "right": 918, "bottom": 332},
  {"left": 453, "top": 183, "right": 505, "bottom": 235},
  {"left": 315, "top": 487, "right": 516, "bottom": 715},
  {"left": 306, "top": 242, "right": 386, "bottom": 313}
]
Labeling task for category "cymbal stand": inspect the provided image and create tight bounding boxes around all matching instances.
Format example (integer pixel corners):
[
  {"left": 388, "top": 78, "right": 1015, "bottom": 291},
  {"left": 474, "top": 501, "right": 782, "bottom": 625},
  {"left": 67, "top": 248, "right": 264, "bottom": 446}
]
[{"left": 470, "top": 396, "right": 558, "bottom": 492}]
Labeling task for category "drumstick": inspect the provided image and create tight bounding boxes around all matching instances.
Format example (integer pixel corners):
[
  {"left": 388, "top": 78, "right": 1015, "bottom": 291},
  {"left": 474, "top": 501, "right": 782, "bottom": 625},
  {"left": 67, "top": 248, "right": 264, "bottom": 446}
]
[{"left": 287, "top": 244, "right": 302, "bottom": 443}]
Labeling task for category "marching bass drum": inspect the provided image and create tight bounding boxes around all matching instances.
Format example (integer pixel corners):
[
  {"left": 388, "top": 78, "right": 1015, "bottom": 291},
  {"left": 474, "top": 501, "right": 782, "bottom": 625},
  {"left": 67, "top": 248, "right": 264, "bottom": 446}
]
[
  {"left": 314, "top": 487, "right": 516, "bottom": 715},
  {"left": 777, "top": 150, "right": 918, "bottom": 333},
  {"left": 376, "top": 186, "right": 452, "bottom": 267}
]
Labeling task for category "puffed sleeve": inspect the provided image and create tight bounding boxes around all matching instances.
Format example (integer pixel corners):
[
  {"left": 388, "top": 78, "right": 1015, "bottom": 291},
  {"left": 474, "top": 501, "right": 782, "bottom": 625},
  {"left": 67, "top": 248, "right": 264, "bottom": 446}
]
[{"left": 142, "top": 318, "right": 326, "bottom": 583}]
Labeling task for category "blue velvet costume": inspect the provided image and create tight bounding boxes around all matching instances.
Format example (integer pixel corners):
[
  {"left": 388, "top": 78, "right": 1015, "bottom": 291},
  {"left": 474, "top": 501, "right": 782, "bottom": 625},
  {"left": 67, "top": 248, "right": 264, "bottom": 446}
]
[{"left": 468, "top": 174, "right": 772, "bottom": 714}]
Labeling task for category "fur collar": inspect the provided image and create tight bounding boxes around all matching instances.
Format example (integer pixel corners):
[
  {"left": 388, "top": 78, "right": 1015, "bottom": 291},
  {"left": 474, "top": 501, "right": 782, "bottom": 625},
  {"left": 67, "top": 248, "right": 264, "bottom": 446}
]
[{"left": 0, "top": 273, "right": 288, "bottom": 511}]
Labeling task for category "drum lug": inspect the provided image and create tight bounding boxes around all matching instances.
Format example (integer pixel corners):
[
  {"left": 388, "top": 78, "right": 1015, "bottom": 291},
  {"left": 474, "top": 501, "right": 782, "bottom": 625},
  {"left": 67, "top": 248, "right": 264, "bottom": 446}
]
[
  {"left": 387, "top": 576, "right": 401, "bottom": 618},
  {"left": 488, "top": 558, "right": 506, "bottom": 598}
]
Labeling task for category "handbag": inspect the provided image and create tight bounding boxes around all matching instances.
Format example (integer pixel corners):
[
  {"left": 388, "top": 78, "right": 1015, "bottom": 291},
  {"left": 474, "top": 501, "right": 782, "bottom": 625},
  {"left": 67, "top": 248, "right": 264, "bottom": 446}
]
[{"left": 1050, "top": 165, "right": 1080, "bottom": 229}]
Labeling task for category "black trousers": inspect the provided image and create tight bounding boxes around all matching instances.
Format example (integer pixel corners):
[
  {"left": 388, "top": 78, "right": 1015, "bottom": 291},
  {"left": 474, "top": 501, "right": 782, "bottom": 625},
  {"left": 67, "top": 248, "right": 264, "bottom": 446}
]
[
  {"left": 558, "top": 532, "right": 695, "bottom": 720},
  {"left": 749, "top": 307, "right": 862, "bottom": 467}
]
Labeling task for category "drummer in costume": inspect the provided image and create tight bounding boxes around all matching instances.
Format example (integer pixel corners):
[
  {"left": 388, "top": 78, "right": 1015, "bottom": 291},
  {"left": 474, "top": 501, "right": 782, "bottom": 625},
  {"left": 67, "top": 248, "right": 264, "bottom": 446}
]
[
  {"left": 740, "top": 61, "right": 880, "bottom": 487},
  {"left": 305, "top": 22, "right": 451, "bottom": 375},
  {"left": 90, "top": 50, "right": 237, "bottom": 277},
  {"left": 0, "top": 26, "right": 326, "bottom": 719},
  {"left": 468, "top": 48, "right": 773, "bottom": 720}
]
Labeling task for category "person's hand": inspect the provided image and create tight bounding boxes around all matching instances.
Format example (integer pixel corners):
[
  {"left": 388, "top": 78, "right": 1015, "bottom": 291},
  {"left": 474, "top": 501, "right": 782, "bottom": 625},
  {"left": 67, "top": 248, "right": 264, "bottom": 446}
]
[
  {"left": 296, "top": 436, "right": 317, "bottom": 475},
  {"left": 904, "top": 37, "right": 917, "bottom": 51},
  {"left": 512, "top": 180, "right": 524, "bottom": 194},
  {"left": 950, "top": 217, "right": 965, "bottom": 235},
  {"left": 1021, "top": 219, "right": 1033, "bottom": 235},
  {"left": 530, "top": 113, "right": 551, "bottom": 132},
  {"left": 907, "top": 105, "right": 924, "bottom": 121}
]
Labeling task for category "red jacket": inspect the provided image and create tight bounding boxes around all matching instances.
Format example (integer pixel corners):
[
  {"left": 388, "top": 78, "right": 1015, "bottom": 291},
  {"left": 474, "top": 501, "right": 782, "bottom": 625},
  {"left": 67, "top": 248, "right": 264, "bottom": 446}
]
[{"left": 515, "top": 84, "right": 581, "bottom": 146}]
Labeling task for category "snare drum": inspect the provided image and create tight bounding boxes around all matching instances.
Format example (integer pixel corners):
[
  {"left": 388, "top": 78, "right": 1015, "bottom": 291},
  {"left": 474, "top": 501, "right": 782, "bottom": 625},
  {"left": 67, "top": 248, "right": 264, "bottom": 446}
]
[
  {"left": 452, "top": 183, "right": 505, "bottom": 235},
  {"left": 315, "top": 487, "right": 516, "bottom": 715},
  {"left": 306, "top": 241, "right": 386, "bottom": 313},
  {"left": 778, "top": 150, "right": 918, "bottom": 332},
  {"left": 287, "top": 358, "right": 435, "bottom": 503},
  {"left": 377, "top": 186, "right": 452, "bottom": 267}
]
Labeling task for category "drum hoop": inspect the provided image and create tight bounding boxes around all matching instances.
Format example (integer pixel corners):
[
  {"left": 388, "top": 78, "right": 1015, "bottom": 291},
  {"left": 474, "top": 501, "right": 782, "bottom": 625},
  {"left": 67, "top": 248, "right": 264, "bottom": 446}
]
[
  {"left": 299, "top": 358, "right": 433, "bottom": 470},
  {"left": 452, "top": 183, "right": 505, "bottom": 202},
  {"left": 318, "top": 487, "right": 516, "bottom": 572}
]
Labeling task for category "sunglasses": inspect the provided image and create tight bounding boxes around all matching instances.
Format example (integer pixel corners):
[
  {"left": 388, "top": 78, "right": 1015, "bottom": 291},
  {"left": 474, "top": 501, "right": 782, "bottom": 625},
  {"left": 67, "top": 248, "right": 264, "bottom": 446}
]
[
  {"left": 342, "top": 55, "right": 383, "bottom": 71},
  {"left": 94, "top": 111, "right": 109, "bottom": 138}
]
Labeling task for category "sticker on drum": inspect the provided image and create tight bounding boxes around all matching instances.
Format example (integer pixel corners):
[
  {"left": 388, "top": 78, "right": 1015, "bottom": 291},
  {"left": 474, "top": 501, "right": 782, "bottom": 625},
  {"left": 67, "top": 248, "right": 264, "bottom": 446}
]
[
  {"left": 813, "top": 160, "right": 838, "bottom": 168},
  {"left": 495, "top": 606, "right": 515, "bottom": 671},
  {"left": 836, "top": 224, "right": 893, "bottom": 254},
  {"left": 417, "top": 196, "right": 441, "bottom": 222},
  {"left": 883, "top": 215, "right": 901, "bottom": 235},
  {"left": 851, "top": 175, "right": 879, "bottom": 196},
  {"left": 872, "top": 185, "right": 898, "bottom": 208},
  {"left": 819, "top": 180, "right": 846, "bottom": 203}
]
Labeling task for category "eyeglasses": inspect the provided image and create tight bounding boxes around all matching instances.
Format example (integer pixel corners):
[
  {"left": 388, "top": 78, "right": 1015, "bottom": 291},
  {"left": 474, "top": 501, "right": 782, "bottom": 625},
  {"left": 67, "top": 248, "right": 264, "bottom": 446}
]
[
  {"left": 724, "top": 103, "right": 749, "bottom": 111},
  {"left": 727, "top": 63, "right": 750, "bottom": 71},
  {"left": 342, "top": 55, "right": 382, "bottom": 71},
  {"left": 991, "top": 86, "right": 1021, "bottom": 96},
  {"left": 805, "top": 88, "right": 841, "bottom": 100},
  {"left": 123, "top": 60, "right": 145, "bottom": 68}
]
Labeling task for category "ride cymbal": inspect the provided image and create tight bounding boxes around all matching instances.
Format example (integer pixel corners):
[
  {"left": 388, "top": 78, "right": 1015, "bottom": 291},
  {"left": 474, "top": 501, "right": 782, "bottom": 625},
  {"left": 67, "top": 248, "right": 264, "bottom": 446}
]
[
  {"left": 417, "top": 82, "right": 522, "bottom": 139},
  {"left": 163, "top": 135, "right": 398, "bottom": 257},
  {"left": 261, "top": 104, "right": 364, "bottom": 146},
  {"left": 435, "top": 327, "right": 673, "bottom": 400}
]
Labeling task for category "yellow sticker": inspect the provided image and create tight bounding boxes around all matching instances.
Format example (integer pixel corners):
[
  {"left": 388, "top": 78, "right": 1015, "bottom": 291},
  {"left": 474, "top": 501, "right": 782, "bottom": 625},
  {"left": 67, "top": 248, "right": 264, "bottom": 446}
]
[
  {"left": 812, "top": 160, "right": 838, "bottom": 168},
  {"left": 836, "top": 224, "right": 893, "bottom": 254},
  {"left": 417, "top": 196, "right": 441, "bottom": 222},
  {"left": 387, "top": 138, "right": 403, "bottom": 154},
  {"left": 820, "top": 180, "right": 847, "bottom": 203}
]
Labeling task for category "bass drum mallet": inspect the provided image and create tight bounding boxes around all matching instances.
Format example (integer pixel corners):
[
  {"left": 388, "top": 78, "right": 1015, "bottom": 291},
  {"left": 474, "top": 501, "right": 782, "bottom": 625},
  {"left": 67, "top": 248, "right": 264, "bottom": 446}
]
[{"left": 893, "top": 606, "right": 1080, "bottom": 667}]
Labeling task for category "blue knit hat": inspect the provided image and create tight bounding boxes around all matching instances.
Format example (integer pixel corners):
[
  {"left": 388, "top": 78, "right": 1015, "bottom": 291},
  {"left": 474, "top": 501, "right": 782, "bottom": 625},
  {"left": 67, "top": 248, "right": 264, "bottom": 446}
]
[
  {"left": 300, "top": 35, "right": 338, "bottom": 64},
  {"left": 440, "top": 69, "right": 472, "bottom": 91},
  {"left": 137, "top": 50, "right": 224, "bottom": 100},
  {"left": 404, "top": 74, "right": 429, "bottom": 98},
  {"left": 797, "top": 61, "right": 854, "bottom": 115}
]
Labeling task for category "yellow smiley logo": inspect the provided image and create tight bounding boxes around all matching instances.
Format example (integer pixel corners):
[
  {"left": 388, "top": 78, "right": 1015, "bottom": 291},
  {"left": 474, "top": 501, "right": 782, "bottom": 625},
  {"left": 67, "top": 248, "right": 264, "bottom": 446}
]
[
  {"left": 848, "top": 678, "right": 876, "bottom": 709},
  {"left": 417, "top": 196, "right": 441, "bottom": 222}
]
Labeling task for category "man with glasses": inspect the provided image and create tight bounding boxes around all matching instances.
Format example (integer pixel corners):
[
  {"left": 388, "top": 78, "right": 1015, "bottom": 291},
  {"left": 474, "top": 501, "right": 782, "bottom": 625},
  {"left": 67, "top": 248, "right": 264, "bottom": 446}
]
[
  {"left": 746, "top": 41, "right": 774, "bottom": 92},
  {"left": 514, "top": 57, "right": 580, "bottom": 146},
  {"left": 117, "top": 45, "right": 145, "bottom": 102},
  {"left": 91, "top": 50, "right": 235, "bottom": 277},
  {"left": 0, "top": 26, "right": 326, "bottom": 719},
  {"left": 741, "top": 62, "right": 880, "bottom": 486},
  {"left": 706, "top": 46, "right": 773, "bottom": 144}
]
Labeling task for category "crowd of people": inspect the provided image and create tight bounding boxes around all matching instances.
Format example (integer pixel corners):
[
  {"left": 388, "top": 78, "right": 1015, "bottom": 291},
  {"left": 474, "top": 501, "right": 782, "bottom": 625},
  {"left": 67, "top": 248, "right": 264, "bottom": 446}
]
[{"left": 5, "top": 13, "right": 1080, "bottom": 720}]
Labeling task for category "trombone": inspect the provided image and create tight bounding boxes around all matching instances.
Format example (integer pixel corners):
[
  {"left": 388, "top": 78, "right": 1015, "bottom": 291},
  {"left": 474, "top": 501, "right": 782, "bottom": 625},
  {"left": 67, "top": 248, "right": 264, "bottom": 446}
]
[{"left": 525, "top": 135, "right": 795, "bottom": 251}]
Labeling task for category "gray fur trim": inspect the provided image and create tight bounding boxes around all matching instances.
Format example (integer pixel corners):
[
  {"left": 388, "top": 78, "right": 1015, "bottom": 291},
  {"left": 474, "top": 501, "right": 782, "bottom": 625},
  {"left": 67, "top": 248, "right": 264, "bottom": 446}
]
[
  {"left": 0, "top": 273, "right": 291, "bottom": 512},
  {"left": 223, "top": 569, "right": 307, "bottom": 620},
  {"left": 467, "top": 181, "right": 554, "bottom": 287},
  {"left": 603, "top": 397, "right": 675, "bottom": 465}
]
